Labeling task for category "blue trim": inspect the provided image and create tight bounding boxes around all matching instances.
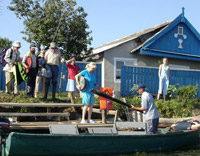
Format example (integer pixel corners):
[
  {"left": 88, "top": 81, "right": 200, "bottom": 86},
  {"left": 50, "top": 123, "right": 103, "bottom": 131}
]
[
  {"left": 144, "top": 13, "right": 200, "bottom": 48},
  {"left": 138, "top": 11, "right": 200, "bottom": 61},
  {"left": 140, "top": 49, "right": 200, "bottom": 61}
]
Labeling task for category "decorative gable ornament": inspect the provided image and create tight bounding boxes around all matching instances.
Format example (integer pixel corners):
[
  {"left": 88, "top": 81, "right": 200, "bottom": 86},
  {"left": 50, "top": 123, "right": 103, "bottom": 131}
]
[{"left": 174, "top": 26, "right": 187, "bottom": 49}]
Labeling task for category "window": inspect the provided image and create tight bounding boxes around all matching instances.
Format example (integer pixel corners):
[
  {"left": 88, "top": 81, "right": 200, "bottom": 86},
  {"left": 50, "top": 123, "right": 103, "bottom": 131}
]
[
  {"left": 178, "top": 26, "right": 183, "bottom": 35},
  {"left": 114, "top": 57, "right": 137, "bottom": 82}
]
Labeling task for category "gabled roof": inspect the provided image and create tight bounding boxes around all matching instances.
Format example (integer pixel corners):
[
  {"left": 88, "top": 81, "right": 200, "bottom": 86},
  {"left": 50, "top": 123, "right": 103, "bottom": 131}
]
[
  {"left": 92, "top": 20, "right": 172, "bottom": 55},
  {"left": 132, "top": 8, "right": 200, "bottom": 61}
]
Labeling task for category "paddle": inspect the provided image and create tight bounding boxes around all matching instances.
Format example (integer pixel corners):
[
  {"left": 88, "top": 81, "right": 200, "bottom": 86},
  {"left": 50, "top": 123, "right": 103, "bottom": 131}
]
[
  {"left": 90, "top": 89, "right": 143, "bottom": 113},
  {"left": 58, "top": 62, "right": 64, "bottom": 96}
]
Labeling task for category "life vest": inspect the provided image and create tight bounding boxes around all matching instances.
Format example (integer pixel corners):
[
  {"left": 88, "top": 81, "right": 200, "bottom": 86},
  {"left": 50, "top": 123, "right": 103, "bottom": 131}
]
[{"left": 24, "top": 51, "right": 37, "bottom": 73}]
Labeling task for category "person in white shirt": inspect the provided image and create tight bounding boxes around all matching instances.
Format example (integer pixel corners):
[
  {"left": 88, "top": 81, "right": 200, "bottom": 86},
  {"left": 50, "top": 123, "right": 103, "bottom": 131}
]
[
  {"left": 3, "top": 41, "right": 21, "bottom": 95},
  {"left": 131, "top": 83, "right": 159, "bottom": 134},
  {"left": 43, "top": 42, "right": 65, "bottom": 100}
]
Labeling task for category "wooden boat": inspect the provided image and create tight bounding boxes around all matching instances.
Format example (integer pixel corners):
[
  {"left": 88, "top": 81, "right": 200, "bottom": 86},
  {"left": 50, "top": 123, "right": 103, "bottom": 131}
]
[{"left": 2, "top": 126, "right": 200, "bottom": 156}]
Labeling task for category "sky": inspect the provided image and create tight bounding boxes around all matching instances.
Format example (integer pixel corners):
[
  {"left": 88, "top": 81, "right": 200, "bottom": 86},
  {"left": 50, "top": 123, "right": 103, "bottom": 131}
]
[{"left": 0, "top": 0, "right": 200, "bottom": 56}]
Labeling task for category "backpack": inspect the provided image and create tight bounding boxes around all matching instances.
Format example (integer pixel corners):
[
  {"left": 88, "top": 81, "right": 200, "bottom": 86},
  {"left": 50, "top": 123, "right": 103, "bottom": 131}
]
[{"left": 0, "top": 48, "right": 13, "bottom": 67}]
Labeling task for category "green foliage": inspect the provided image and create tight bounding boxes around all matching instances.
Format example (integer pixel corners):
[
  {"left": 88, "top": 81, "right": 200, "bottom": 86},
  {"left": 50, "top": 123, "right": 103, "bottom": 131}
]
[
  {"left": 113, "top": 101, "right": 127, "bottom": 119},
  {"left": 125, "top": 96, "right": 141, "bottom": 107},
  {"left": 156, "top": 84, "right": 200, "bottom": 118},
  {"left": 155, "top": 98, "right": 199, "bottom": 118},
  {"left": 113, "top": 95, "right": 142, "bottom": 120},
  {"left": 8, "top": 0, "right": 93, "bottom": 60},
  {"left": 130, "top": 84, "right": 138, "bottom": 92},
  {"left": 0, "top": 37, "right": 12, "bottom": 49},
  {"left": 176, "top": 84, "right": 199, "bottom": 102},
  {"left": 167, "top": 84, "right": 179, "bottom": 99}
]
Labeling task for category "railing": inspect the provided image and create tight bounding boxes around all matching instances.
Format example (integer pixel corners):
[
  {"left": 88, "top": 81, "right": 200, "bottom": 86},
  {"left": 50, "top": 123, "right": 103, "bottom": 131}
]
[
  {"left": 0, "top": 62, "right": 102, "bottom": 92},
  {"left": 121, "top": 66, "right": 200, "bottom": 97}
]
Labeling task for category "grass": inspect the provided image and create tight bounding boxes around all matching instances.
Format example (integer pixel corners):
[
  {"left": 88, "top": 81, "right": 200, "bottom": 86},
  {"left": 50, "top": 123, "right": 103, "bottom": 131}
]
[
  {"left": 0, "top": 91, "right": 100, "bottom": 104},
  {"left": 0, "top": 91, "right": 72, "bottom": 103}
]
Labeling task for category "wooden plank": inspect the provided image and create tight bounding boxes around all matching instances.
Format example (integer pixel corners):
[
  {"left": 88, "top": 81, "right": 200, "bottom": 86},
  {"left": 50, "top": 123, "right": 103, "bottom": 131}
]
[
  {"left": 89, "top": 108, "right": 116, "bottom": 115},
  {"left": 115, "top": 122, "right": 146, "bottom": 129},
  {"left": 117, "top": 131, "right": 146, "bottom": 135},
  {"left": 0, "top": 103, "right": 99, "bottom": 108},
  {"left": 49, "top": 125, "right": 79, "bottom": 135},
  {"left": 0, "top": 112, "right": 70, "bottom": 117},
  {"left": 11, "top": 121, "right": 113, "bottom": 127},
  {"left": 10, "top": 121, "right": 114, "bottom": 130},
  {"left": 88, "top": 127, "right": 117, "bottom": 135}
]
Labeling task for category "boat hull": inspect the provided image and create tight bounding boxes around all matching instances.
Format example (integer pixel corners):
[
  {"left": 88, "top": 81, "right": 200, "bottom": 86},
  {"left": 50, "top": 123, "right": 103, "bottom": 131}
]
[{"left": 2, "top": 129, "right": 200, "bottom": 156}]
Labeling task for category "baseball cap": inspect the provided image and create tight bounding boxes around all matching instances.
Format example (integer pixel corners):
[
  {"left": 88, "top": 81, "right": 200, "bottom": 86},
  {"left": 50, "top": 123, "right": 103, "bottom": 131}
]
[
  {"left": 134, "top": 83, "right": 145, "bottom": 91},
  {"left": 30, "top": 43, "right": 36, "bottom": 48}
]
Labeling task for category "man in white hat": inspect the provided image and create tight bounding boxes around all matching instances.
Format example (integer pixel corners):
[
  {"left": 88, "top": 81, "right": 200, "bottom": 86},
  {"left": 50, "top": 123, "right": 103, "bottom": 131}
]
[
  {"left": 43, "top": 42, "right": 65, "bottom": 100},
  {"left": 3, "top": 41, "right": 21, "bottom": 95}
]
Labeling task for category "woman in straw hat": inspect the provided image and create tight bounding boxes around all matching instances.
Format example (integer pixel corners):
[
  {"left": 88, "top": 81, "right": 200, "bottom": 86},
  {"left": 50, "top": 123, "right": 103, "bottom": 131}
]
[{"left": 75, "top": 62, "right": 98, "bottom": 123}]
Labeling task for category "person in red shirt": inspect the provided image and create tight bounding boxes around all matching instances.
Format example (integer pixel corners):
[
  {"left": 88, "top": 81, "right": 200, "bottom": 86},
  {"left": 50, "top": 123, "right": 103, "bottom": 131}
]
[{"left": 66, "top": 57, "right": 81, "bottom": 104}]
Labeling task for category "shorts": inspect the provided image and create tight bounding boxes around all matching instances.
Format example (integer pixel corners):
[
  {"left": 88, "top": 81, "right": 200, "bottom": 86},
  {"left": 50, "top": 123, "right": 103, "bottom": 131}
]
[
  {"left": 82, "top": 93, "right": 94, "bottom": 106},
  {"left": 146, "top": 118, "right": 159, "bottom": 134}
]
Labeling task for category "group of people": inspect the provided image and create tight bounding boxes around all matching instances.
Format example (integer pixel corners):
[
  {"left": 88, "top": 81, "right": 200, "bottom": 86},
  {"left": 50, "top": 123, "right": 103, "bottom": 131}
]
[
  {"left": 3, "top": 41, "right": 65, "bottom": 100},
  {"left": 3, "top": 41, "right": 170, "bottom": 134},
  {"left": 3, "top": 41, "right": 98, "bottom": 124}
]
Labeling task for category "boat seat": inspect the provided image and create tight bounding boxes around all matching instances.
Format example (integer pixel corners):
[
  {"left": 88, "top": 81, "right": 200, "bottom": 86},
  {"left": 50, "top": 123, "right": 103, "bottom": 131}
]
[
  {"left": 88, "top": 127, "right": 117, "bottom": 135},
  {"left": 49, "top": 124, "right": 79, "bottom": 135},
  {"left": 115, "top": 122, "right": 147, "bottom": 135}
]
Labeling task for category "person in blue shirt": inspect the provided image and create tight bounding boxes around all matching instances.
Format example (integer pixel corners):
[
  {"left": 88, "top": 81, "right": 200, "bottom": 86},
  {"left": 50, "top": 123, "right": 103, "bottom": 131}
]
[
  {"left": 131, "top": 83, "right": 159, "bottom": 134},
  {"left": 75, "top": 62, "right": 98, "bottom": 124}
]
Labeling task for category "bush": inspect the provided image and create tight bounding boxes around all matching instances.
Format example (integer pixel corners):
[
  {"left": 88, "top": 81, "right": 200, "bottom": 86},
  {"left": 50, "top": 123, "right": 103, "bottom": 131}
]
[
  {"left": 155, "top": 98, "right": 200, "bottom": 118},
  {"left": 177, "top": 84, "right": 199, "bottom": 102}
]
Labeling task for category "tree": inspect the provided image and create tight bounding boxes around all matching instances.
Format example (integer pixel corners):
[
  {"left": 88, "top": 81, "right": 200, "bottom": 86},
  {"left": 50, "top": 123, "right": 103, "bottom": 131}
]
[
  {"left": 0, "top": 37, "right": 12, "bottom": 49},
  {"left": 8, "top": 0, "right": 93, "bottom": 60}
]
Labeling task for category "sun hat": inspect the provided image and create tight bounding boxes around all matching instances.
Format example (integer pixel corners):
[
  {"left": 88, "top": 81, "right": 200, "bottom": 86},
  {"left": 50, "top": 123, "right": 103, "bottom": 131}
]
[
  {"left": 13, "top": 41, "right": 21, "bottom": 48},
  {"left": 50, "top": 42, "right": 57, "bottom": 49},
  {"left": 134, "top": 83, "right": 145, "bottom": 91}
]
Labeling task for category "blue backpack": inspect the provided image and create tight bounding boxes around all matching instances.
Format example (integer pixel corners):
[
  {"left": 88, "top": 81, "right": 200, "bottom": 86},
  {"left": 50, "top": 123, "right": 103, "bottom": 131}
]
[{"left": 0, "top": 48, "right": 13, "bottom": 67}]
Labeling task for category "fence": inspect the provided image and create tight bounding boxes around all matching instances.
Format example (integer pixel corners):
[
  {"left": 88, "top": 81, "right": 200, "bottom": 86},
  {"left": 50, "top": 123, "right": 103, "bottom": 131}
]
[
  {"left": 0, "top": 62, "right": 102, "bottom": 92},
  {"left": 120, "top": 66, "right": 200, "bottom": 97}
]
